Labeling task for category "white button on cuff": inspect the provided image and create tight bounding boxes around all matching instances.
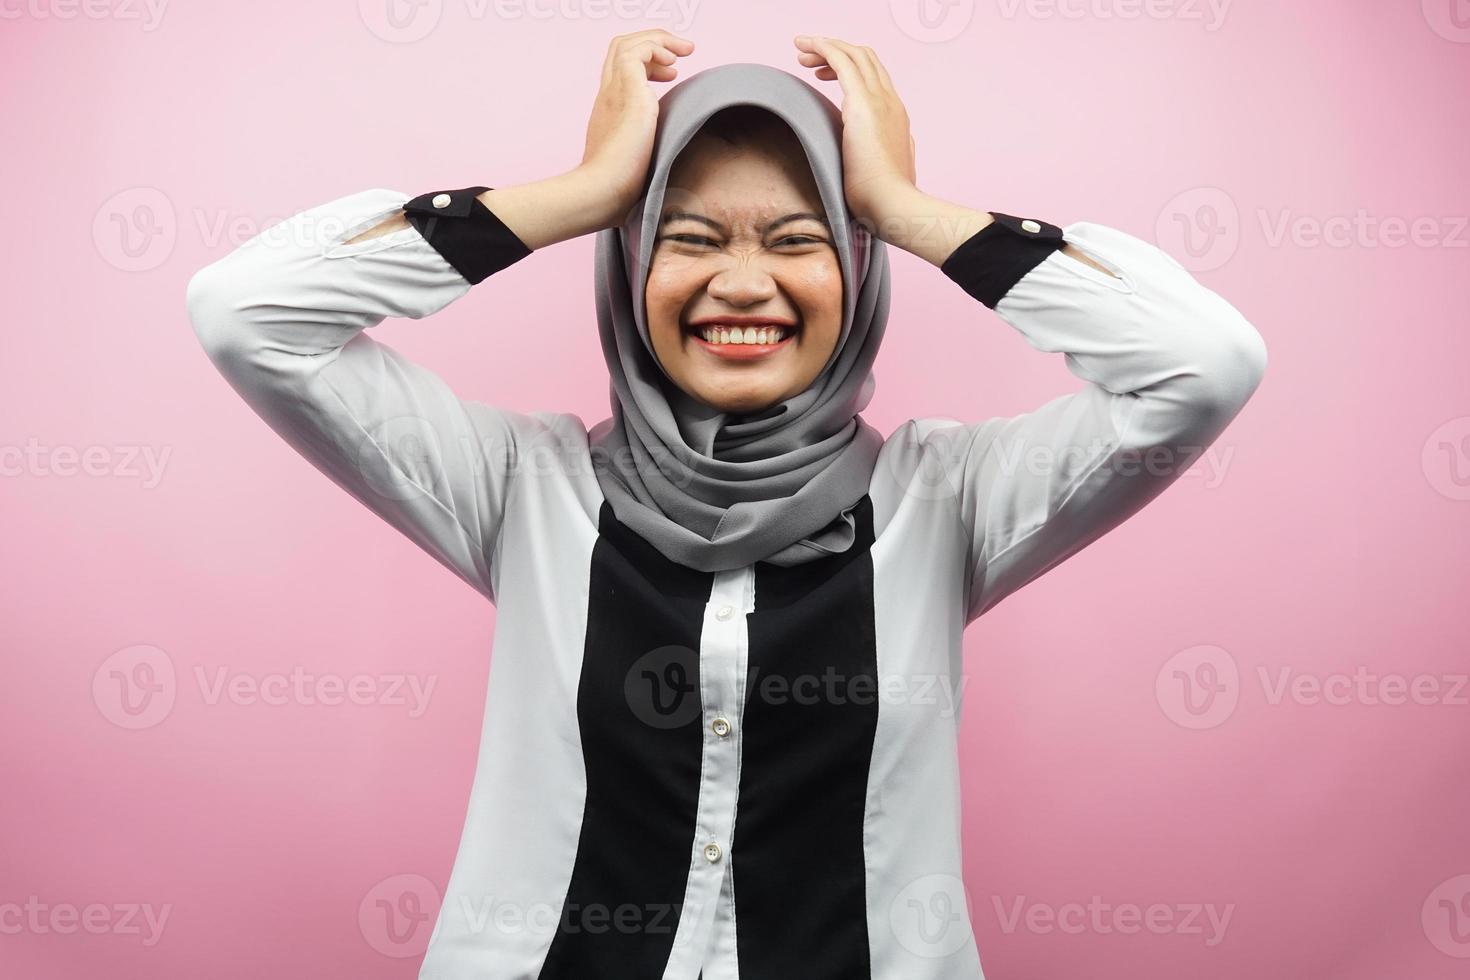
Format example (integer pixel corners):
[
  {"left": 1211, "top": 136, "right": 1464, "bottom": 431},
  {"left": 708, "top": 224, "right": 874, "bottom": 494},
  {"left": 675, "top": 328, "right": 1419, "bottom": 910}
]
[
  {"left": 711, "top": 717, "right": 731, "bottom": 738},
  {"left": 704, "top": 842, "right": 723, "bottom": 863},
  {"left": 715, "top": 605, "right": 734, "bottom": 621},
  {"left": 431, "top": 193, "right": 452, "bottom": 209},
  {"left": 1020, "top": 219, "right": 1041, "bottom": 233}
]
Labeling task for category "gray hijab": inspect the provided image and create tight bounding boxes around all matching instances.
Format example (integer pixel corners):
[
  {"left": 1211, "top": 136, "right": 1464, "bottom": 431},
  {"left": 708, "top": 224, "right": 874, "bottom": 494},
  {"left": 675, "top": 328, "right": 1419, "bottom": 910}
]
[{"left": 587, "top": 62, "right": 891, "bottom": 573}]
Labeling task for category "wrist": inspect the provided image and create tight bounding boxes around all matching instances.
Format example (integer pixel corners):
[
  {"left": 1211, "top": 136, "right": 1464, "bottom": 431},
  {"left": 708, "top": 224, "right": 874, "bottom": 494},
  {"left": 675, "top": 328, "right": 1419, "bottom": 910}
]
[
  {"left": 475, "top": 168, "right": 621, "bottom": 250},
  {"left": 864, "top": 186, "right": 994, "bottom": 266},
  {"left": 566, "top": 163, "right": 643, "bottom": 232}
]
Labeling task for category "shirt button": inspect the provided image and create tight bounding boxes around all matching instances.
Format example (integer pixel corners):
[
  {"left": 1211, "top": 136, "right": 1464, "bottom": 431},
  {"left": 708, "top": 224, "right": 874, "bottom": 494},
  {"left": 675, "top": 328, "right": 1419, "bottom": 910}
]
[
  {"left": 704, "top": 842, "right": 723, "bottom": 863},
  {"left": 431, "top": 193, "right": 452, "bottom": 209},
  {"left": 715, "top": 605, "right": 734, "bottom": 621},
  {"left": 711, "top": 717, "right": 731, "bottom": 738},
  {"left": 1020, "top": 218, "right": 1041, "bottom": 234}
]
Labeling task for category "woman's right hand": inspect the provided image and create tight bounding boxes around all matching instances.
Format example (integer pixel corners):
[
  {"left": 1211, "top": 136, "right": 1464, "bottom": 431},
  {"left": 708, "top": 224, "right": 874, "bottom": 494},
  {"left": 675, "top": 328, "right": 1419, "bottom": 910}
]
[
  {"left": 460, "top": 32, "right": 694, "bottom": 251},
  {"left": 578, "top": 29, "right": 696, "bottom": 228}
]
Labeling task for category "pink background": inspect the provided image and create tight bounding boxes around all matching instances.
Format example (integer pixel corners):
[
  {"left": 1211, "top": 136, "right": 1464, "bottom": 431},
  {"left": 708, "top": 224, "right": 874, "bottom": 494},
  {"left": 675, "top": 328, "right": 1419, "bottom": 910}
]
[{"left": 4, "top": 1, "right": 1469, "bottom": 977}]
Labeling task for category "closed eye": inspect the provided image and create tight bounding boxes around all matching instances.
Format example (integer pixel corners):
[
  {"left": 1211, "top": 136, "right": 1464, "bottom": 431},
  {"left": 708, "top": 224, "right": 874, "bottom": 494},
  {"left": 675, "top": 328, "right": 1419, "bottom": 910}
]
[{"left": 659, "top": 234, "right": 828, "bottom": 248}]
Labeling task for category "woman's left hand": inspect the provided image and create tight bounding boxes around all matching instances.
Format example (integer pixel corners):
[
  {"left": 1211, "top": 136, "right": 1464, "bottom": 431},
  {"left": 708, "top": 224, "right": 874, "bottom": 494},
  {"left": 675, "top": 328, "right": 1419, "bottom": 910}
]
[{"left": 793, "top": 35, "right": 919, "bottom": 231}]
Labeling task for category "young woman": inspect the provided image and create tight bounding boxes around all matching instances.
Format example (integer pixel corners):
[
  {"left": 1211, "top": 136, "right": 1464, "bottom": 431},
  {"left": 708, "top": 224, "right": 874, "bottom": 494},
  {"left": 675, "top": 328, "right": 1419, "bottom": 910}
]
[{"left": 186, "top": 30, "right": 1266, "bottom": 980}]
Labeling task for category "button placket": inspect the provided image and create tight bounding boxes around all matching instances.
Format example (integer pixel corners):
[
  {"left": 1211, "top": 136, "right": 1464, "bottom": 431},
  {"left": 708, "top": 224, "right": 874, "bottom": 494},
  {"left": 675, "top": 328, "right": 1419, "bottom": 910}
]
[{"left": 662, "top": 564, "right": 755, "bottom": 976}]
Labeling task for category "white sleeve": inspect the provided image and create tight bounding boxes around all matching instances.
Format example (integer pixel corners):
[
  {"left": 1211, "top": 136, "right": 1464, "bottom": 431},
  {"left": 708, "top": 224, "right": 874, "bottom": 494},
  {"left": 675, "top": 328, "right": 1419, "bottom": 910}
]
[
  {"left": 928, "top": 221, "right": 1269, "bottom": 624},
  {"left": 184, "top": 187, "right": 532, "bottom": 604}
]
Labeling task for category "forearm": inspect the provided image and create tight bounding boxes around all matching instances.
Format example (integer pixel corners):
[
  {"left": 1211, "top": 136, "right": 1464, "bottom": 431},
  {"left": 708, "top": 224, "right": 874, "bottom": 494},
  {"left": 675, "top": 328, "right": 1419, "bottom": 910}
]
[
  {"left": 345, "top": 167, "right": 618, "bottom": 249},
  {"left": 868, "top": 181, "right": 1114, "bottom": 277}
]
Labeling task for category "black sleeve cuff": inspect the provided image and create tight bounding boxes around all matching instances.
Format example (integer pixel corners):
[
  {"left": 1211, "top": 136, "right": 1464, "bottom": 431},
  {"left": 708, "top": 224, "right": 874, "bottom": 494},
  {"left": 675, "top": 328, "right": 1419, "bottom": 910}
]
[
  {"left": 939, "top": 212, "right": 1065, "bottom": 309},
  {"left": 403, "top": 186, "right": 533, "bottom": 285}
]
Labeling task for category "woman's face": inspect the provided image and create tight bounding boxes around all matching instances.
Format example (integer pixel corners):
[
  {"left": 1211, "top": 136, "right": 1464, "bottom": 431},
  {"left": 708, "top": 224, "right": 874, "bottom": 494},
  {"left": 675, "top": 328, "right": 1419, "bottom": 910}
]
[{"left": 645, "top": 133, "right": 843, "bottom": 416}]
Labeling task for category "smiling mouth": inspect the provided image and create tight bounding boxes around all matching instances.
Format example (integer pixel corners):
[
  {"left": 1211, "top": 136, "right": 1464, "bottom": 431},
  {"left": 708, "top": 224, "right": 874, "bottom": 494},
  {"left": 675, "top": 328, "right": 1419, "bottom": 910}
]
[{"left": 685, "top": 319, "right": 797, "bottom": 359}]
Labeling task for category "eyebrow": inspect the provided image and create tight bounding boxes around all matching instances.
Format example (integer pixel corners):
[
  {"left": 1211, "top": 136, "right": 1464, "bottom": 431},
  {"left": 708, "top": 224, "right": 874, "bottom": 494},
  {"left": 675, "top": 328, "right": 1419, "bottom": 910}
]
[{"left": 659, "top": 210, "right": 830, "bottom": 233}]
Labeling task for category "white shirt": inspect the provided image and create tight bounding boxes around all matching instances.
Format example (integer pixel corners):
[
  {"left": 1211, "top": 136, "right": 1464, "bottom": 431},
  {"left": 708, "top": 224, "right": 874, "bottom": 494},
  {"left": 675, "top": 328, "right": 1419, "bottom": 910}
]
[{"left": 186, "top": 187, "right": 1266, "bottom": 979}]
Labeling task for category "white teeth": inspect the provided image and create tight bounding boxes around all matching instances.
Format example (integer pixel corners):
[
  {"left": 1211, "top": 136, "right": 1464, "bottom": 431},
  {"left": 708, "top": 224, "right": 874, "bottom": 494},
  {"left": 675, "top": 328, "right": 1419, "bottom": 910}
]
[{"left": 696, "top": 325, "right": 790, "bottom": 346}]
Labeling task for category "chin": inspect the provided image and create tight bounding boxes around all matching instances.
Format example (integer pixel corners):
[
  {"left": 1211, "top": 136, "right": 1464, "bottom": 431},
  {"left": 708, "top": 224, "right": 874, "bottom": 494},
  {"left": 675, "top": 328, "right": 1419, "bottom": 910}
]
[{"left": 697, "top": 385, "right": 785, "bottom": 416}]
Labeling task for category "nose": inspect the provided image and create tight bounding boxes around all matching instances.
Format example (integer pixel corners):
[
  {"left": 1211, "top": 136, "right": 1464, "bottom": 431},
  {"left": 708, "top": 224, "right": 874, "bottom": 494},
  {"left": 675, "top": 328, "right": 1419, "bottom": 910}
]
[{"left": 705, "top": 260, "right": 778, "bottom": 308}]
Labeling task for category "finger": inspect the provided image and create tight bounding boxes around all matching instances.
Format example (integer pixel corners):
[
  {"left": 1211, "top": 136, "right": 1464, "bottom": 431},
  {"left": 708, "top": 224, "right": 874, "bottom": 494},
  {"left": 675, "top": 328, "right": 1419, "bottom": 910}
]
[
  {"left": 618, "top": 38, "right": 688, "bottom": 85},
  {"left": 863, "top": 44, "right": 896, "bottom": 93},
  {"left": 814, "top": 35, "right": 881, "bottom": 91},
  {"left": 795, "top": 34, "right": 864, "bottom": 97},
  {"left": 615, "top": 28, "right": 695, "bottom": 55}
]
